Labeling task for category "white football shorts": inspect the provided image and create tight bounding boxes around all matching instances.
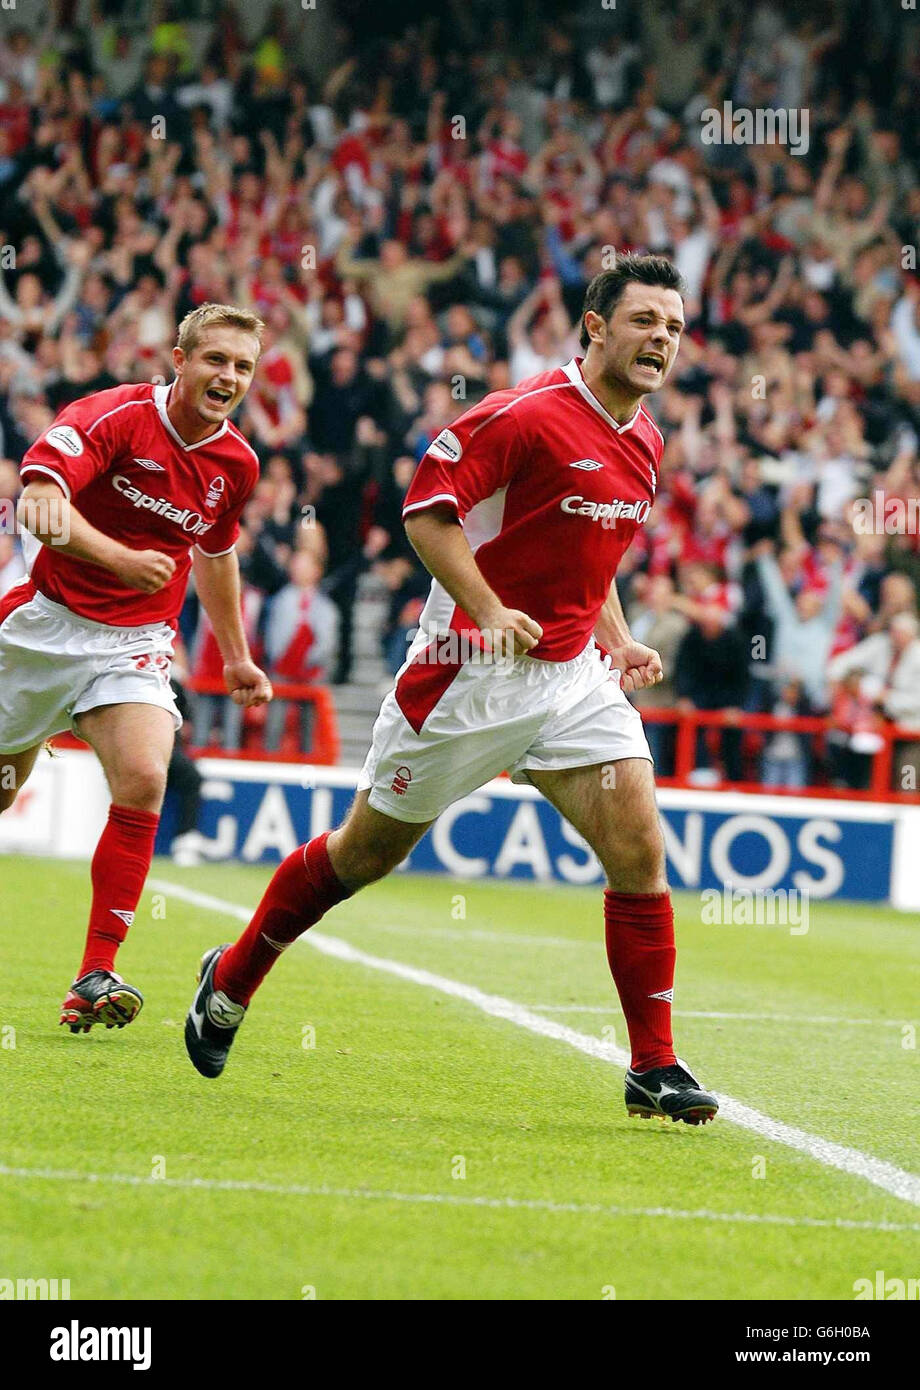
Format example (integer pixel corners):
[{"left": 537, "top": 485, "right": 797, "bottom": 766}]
[
  {"left": 0, "top": 583, "right": 181, "bottom": 754},
  {"left": 359, "top": 633, "right": 652, "bottom": 823}
]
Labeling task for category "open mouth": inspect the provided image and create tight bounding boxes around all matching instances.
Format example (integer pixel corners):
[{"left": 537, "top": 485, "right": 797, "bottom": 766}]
[
  {"left": 634, "top": 353, "right": 665, "bottom": 374},
  {"left": 205, "top": 387, "right": 233, "bottom": 406}
]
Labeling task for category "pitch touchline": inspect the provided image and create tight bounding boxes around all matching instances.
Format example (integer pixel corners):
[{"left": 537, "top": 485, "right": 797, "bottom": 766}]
[
  {"left": 528, "top": 1005, "right": 914, "bottom": 1027},
  {"left": 341, "top": 921, "right": 591, "bottom": 948},
  {"left": 1, "top": 1164, "right": 917, "bottom": 1235},
  {"left": 149, "top": 880, "right": 920, "bottom": 1209},
  {"left": 153, "top": 884, "right": 593, "bottom": 948}
]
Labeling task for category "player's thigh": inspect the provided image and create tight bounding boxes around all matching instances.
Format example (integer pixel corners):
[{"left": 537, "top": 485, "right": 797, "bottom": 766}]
[
  {"left": 328, "top": 789, "right": 435, "bottom": 890},
  {"left": 75, "top": 702, "right": 176, "bottom": 810},
  {"left": 0, "top": 742, "right": 44, "bottom": 813},
  {"left": 528, "top": 757, "right": 666, "bottom": 891}
]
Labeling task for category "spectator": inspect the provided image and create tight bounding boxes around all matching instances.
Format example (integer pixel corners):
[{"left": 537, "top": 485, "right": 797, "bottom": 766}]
[
  {"left": 506, "top": 277, "right": 573, "bottom": 384},
  {"left": 753, "top": 540, "right": 846, "bottom": 710},
  {"left": 189, "top": 582, "right": 263, "bottom": 751},
  {"left": 827, "top": 612, "right": 920, "bottom": 725},
  {"left": 826, "top": 670, "right": 884, "bottom": 790},
  {"left": 673, "top": 564, "right": 749, "bottom": 783},
  {"left": 626, "top": 574, "right": 689, "bottom": 775},
  {"left": 307, "top": 348, "right": 377, "bottom": 455},
  {"left": 263, "top": 549, "right": 339, "bottom": 753},
  {"left": 301, "top": 448, "right": 368, "bottom": 684},
  {"left": 828, "top": 612, "right": 920, "bottom": 788},
  {"left": 365, "top": 453, "right": 429, "bottom": 680},
  {"left": 761, "top": 678, "right": 813, "bottom": 790},
  {"left": 867, "top": 571, "right": 918, "bottom": 634},
  {"left": 334, "top": 234, "right": 469, "bottom": 339}
]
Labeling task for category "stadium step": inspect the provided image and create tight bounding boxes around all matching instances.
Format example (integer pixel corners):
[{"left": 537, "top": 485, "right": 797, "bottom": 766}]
[{"left": 332, "top": 684, "right": 387, "bottom": 712}]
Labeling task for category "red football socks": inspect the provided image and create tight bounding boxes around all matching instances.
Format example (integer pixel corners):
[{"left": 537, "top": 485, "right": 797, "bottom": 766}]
[
  {"left": 604, "top": 890, "right": 677, "bottom": 1073},
  {"left": 215, "top": 831, "right": 352, "bottom": 1005},
  {"left": 78, "top": 804, "right": 160, "bottom": 976}
]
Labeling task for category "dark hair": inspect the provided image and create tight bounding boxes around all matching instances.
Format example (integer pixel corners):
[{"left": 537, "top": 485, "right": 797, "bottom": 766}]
[{"left": 579, "top": 254, "right": 685, "bottom": 350}]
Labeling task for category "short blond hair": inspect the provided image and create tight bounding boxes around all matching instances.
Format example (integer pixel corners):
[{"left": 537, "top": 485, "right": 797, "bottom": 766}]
[{"left": 176, "top": 303, "right": 265, "bottom": 356}]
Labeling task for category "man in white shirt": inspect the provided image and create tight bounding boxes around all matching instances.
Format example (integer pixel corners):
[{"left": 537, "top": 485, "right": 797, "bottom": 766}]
[{"left": 828, "top": 612, "right": 920, "bottom": 789}]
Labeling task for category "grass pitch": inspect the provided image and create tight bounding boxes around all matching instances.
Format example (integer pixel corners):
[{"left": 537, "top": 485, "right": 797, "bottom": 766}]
[{"left": 0, "top": 855, "right": 918, "bottom": 1300}]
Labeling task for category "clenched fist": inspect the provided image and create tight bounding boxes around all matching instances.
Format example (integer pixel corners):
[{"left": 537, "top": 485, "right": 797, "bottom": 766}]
[
  {"left": 476, "top": 603, "right": 544, "bottom": 658},
  {"left": 606, "top": 640, "right": 664, "bottom": 695},
  {"left": 114, "top": 549, "right": 177, "bottom": 593},
  {"left": 224, "top": 659, "right": 273, "bottom": 708}
]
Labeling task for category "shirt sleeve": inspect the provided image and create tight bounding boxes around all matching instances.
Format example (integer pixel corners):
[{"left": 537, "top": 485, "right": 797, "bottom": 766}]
[
  {"left": 19, "top": 396, "right": 122, "bottom": 498},
  {"left": 402, "top": 393, "right": 524, "bottom": 522}
]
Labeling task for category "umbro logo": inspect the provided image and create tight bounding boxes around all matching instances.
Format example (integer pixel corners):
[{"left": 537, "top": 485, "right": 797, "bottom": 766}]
[
  {"left": 133, "top": 457, "right": 166, "bottom": 471},
  {"left": 569, "top": 458, "right": 603, "bottom": 471},
  {"left": 110, "top": 909, "right": 135, "bottom": 928},
  {"left": 648, "top": 988, "right": 673, "bottom": 1002}
]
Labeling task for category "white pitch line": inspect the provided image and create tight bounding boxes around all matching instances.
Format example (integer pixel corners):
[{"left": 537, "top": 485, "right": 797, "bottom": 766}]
[
  {"left": 335, "top": 921, "right": 593, "bottom": 949},
  {"left": 1, "top": 1164, "right": 917, "bottom": 1236},
  {"left": 149, "top": 879, "right": 920, "bottom": 1209},
  {"left": 148, "top": 880, "right": 256, "bottom": 926},
  {"left": 527, "top": 1005, "right": 913, "bottom": 1027},
  {"left": 148, "top": 881, "right": 591, "bottom": 948}
]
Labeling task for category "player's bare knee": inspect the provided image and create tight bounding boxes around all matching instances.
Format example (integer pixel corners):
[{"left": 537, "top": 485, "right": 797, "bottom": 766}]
[
  {"left": 112, "top": 764, "right": 168, "bottom": 812},
  {"left": 602, "top": 824, "right": 665, "bottom": 887}
]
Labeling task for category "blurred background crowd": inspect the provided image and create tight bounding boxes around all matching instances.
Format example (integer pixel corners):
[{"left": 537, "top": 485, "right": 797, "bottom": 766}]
[{"left": 2, "top": 0, "right": 920, "bottom": 788}]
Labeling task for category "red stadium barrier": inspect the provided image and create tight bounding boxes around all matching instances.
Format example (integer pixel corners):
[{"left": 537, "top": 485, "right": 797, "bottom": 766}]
[
  {"left": 49, "top": 697, "right": 917, "bottom": 799},
  {"left": 641, "top": 708, "right": 920, "bottom": 803},
  {"left": 184, "top": 677, "right": 340, "bottom": 765}
]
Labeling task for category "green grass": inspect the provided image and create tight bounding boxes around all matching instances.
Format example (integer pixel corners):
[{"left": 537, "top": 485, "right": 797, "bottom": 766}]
[{"left": 0, "top": 855, "right": 918, "bottom": 1300}]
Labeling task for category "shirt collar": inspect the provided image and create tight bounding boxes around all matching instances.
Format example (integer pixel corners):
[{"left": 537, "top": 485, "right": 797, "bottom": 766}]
[
  {"left": 562, "top": 357, "right": 641, "bottom": 434},
  {"left": 154, "top": 381, "right": 230, "bottom": 452}
]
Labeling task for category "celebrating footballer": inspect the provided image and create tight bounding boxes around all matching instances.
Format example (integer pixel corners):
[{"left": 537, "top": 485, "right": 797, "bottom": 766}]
[
  {"left": 0, "top": 304, "right": 272, "bottom": 1032},
  {"left": 185, "top": 255, "right": 720, "bottom": 1126}
]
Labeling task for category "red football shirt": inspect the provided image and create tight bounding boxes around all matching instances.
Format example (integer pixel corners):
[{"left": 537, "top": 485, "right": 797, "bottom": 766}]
[
  {"left": 19, "top": 382, "right": 259, "bottom": 627},
  {"left": 402, "top": 357, "right": 664, "bottom": 662}
]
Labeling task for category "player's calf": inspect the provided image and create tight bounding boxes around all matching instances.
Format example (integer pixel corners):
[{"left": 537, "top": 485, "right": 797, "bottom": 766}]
[
  {"left": 326, "top": 795, "right": 432, "bottom": 891},
  {"left": 326, "top": 832, "right": 409, "bottom": 890}
]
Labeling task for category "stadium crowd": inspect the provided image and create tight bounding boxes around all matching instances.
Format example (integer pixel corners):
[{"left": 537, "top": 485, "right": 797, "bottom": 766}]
[{"left": 2, "top": 0, "right": 920, "bottom": 787}]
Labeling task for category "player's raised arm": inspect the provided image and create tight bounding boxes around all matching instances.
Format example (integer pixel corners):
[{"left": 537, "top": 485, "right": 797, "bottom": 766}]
[
  {"left": 17, "top": 479, "right": 176, "bottom": 593},
  {"left": 404, "top": 503, "right": 543, "bottom": 656}
]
